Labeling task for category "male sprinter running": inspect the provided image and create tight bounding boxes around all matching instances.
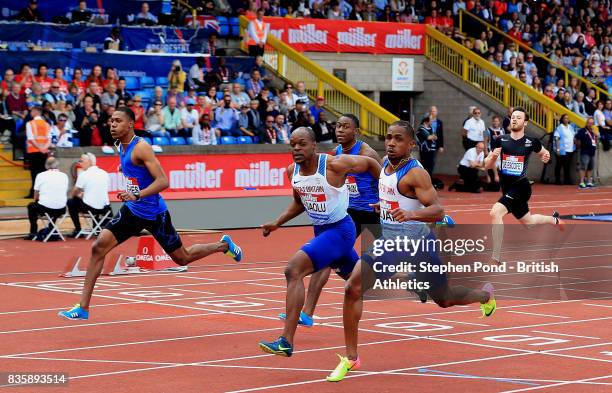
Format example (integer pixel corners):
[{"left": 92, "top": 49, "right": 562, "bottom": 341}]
[
  {"left": 259, "top": 127, "right": 382, "bottom": 357},
  {"left": 485, "top": 107, "right": 564, "bottom": 265},
  {"left": 328, "top": 121, "right": 495, "bottom": 381},
  {"left": 279, "top": 114, "right": 382, "bottom": 328},
  {"left": 58, "top": 107, "right": 242, "bottom": 320}
]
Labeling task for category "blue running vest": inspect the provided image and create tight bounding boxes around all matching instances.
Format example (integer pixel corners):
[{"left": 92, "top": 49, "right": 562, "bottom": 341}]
[
  {"left": 335, "top": 140, "right": 379, "bottom": 212},
  {"left": 120, "top": 137, "right": 167, "bottom": 220}
]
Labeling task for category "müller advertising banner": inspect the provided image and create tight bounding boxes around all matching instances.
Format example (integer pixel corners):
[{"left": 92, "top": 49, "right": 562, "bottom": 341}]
[
  {"left": 97, "top": 153, "right": 293, "bottom": 200},
  {"left": 264, "top": 18, "right": 425, "bottom": 55}
]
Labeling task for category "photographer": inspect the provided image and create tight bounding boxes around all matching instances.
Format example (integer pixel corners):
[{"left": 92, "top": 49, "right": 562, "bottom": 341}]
[
  {"left": 213, "top": 94, "right": 240, "bottom": 137},
  {"left": 74, "top": 95, "right": 99, "bottom": 146},
  {"left": 167, "top": 60, "right": 186, "bottom": 102}
]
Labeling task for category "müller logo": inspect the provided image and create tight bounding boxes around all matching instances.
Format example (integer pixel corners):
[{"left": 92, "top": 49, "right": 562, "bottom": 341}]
[
  {"left": 337, "top": 27, "right": 376, "bottom": 47},
  {"left": 288, "top": 25, "right": 328, "bottom": 44},
  {"left": 385, "top": 29, "right": 423, "bottom": 49}
]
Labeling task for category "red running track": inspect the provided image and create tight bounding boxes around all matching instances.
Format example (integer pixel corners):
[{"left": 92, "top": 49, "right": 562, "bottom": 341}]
[{"left": 0, "top": 184, "right": 610, "bottom": 392}]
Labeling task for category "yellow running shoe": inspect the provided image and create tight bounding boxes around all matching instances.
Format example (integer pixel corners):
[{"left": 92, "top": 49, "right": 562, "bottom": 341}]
[
  {"left": 326, "top": 354, "right": 361, "bottom": 382},
  {"left": 480, "top": 282, "right": 496, "bottom": 317}
]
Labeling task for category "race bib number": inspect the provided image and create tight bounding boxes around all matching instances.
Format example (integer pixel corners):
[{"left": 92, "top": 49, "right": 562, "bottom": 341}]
[
  {"left": 380, "top": 199, "right": 400, "bottom": 222},
  {"left": 126, "top": 177, "right": 141, "bottom": 194},
  {"left": 300, "top": 192, "right": 327, "bottom": 213},
  {"left": 501, "top": 154, "right": 524, "bottom": 176},
  {"left": 346, "top": 176, "right": 360, "bottom": 197}
]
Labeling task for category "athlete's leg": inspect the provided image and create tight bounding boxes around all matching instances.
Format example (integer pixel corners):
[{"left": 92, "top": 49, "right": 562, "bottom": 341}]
[
  {"left": 343, "top": 260, "right": 376, "bottom": 360},
  {"left": 169, "top": 241, "right": 229, "bottom": 266},
  {"left": 489, "top": 202, "right": 508, "bottom": 263},
  {"left": 282, "top": 250, "right": 315, "bottom": 345},
  {"left": 79, "top": 229, "right": 119, "bottom": 309},
  {"left": 302, "top": 267, "right": 331, "bottom": 317},
  {"left": 518, "top": 211, "right": 564, "bottom": 230},
  {"left": 428, "top": 283, "right": 490, "bottom": 308}
]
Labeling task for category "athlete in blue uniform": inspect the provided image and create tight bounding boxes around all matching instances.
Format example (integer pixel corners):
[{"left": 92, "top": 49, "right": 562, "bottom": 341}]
[
  {"left": 278, "top": 114, "right": 382, "bottom": 327},
  {"left": 259, "top": 127, "right": 381, "bottom": 357},
  {"left": 59, "top": 107, "right": 242, "bottom": 320}
]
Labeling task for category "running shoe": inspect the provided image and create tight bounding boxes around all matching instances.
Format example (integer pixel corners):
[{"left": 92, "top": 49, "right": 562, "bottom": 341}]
[
  {"left": 480, "top": 283, "right": 496, "bottom": 317},
  {"left": 279, "top": 311, "right": 314, "bottom": 327},
  {"left": 579, "top": 182, "right": 587, "bottom": 189},
  {"left": 221, "top": 234, "right": 242, "bottom": 262},
  {"left": 259, "top": 336, "right": 293, "bottom": 357},
  {"left": 326, "top": 354, "right": 361, "bottom": 382},
  {"left": 58, "top": 304, "right": 89, "bottom": 320},
  {"left": 586, "top": 182, "right": 595, "bottom": 188},
  {"left": 552, "top": 211, "right": 566, "bottom": 231},
  {"left": 435, "top": 214, "right": 456, "bottom": 228}
]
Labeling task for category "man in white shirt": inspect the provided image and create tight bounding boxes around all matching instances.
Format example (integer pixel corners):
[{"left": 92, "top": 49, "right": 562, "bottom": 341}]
[
  {"left": 450, "top": 142, "right": 485, "bottom": 193},
  {"left": 67, "top": 153, "right": 111, "bottom": 237},
  {"left": 26, "top": 157, "right": 69, "bottom": 239},
  {"left": 462, "top": 107, "right": 487, "bottom": 151},
  {"left": 181, "top": 99, "right": 200, "bottom": 138}
]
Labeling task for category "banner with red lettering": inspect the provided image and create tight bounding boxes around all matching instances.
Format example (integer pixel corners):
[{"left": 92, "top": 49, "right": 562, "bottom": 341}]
[
  {"left": 264, "top": 18, "right": 425, "bottom": 54},
  {"left": 97, "top": 153, "right": 293, "bottom": 200}
]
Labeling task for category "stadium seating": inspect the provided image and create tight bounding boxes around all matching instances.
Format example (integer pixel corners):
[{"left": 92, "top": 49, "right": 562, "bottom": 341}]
[
  {"left": 140, "top": 76, "right": 155, "bottom": 89},
  {"left": 143, "top": 137, "right": 153, "bottom": 145},
  {"left": 237, "top": 136, "right": 253, "bottom": 144},
  {"left": 153, "top": 136, "right": 171, "bottom": 146},
  {"left": 220, "top": 136, "right": 236, "bottom": 144},
  {"left": 170, "top": 137, "right": 187, "bottom": 145},
  {"left": 218, "top": 16, "right": 230, "bottom": 37},
  {"left": 185, "top": 137, "right": 193, "bottom": 145},
  {"left": 155, "top": 77, "right": 168, "bottom": 87},
  {"left": 124, "top": 76, "right": 140, "bottom": 91}
]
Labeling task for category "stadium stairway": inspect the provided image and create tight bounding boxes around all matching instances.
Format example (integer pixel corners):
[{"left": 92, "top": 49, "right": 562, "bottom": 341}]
[{"left": 0, "top": 146, "right": 31, "bottom": 208}]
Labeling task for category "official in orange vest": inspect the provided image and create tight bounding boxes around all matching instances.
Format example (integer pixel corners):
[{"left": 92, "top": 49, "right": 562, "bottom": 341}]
[
  {"left": 26, "top": 104, "right": 51, "bottom": 198},
  {"left": 247, "top": 9, "right": 269, "bottom": 57}
]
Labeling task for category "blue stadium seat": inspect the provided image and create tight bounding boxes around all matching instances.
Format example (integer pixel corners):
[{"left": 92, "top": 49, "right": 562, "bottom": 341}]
[
  {"left": 143, "top": 137, "right": 153, "bottom": 145},
  {"left": 253, "top": 136, "right": 260, "bottom": 143},
  {"left": 216, "top": 91, "right": 224, "bottom": 100},
  {"left": 217, "top": 16, "right": 229, "bottom": 37},
  {"left": 124, "top": 76, "right": 140, "bottom": 91},
  {"left": 237, "top": 136, "right": 253, "bottom": 144},
  {"left": 220, "top": 136, "right": 237, "bottom": 144},
  {"left": 231, "top": 25, "right": 240, "bottom": 37},
  {"left": 170, "top": 137, "right": 187, "bottom": 145},
  {"left": 153, "top": 136, "right": 171, "bottom": 146},
  {"left": 229, "top": 17, "right": 239, "bottom": 26},
  {"left": 229, "top": 17, "right": 239, "bottom": 36},
  {"left": 156, "top": 76, "right": 168, "bottom": 87},
  {"left": 140, "top": 76, "right": 155, "bottom": 88},
  {"left": 186, "top": 137, "right": 193, "bottom": 145}
]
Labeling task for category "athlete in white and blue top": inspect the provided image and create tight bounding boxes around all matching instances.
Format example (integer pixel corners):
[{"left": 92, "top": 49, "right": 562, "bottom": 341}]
[
  {"left": 328, "top": 121, "right": 496, "bottom": 382},
  {"left": 58, "top": 107, "right": 243, "bottom": 321},
  {"left": 259, "top": 127, "right": 382, "bottom": 357}
]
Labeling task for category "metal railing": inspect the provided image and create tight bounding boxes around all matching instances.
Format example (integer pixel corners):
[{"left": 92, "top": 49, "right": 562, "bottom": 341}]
[
  {"left": 239, "top": 16, "right": 399, "bottom": 137},
  {"left": 458, "top": 9, "right": 610, "bottom": 101},
  {"left": 426, "top": 25, "right": 587, "bottom": 133}
]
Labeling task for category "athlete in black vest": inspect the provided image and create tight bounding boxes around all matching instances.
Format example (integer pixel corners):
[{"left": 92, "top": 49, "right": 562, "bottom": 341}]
[{"left": 485, "top": 107, "right": 565, "bottom": 264}]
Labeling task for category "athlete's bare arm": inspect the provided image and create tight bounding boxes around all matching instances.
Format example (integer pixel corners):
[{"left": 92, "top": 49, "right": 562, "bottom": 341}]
[
  {"left": 262, "top": 163, "right": 305, "bottom": 236},
  {"left": 393, "top": 167, "right": 444, "bottom": 223},
  {"left": 361, "top": 143, "right": 383, "bottom": 165},
  {"left": 484, "top": 147, "right": 501, "bottom": 170},
  {"left": 537, "top": 146, "right": 551, "bottom": 163},
  {"left": 328, "top": 154, "right": 382, "bottom": 182},
  {"left": 117, "top": 140, "right": 169, "bottom": 201}
]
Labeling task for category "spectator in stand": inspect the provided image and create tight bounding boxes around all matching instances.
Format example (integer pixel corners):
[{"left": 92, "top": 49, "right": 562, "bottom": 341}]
[
  {"left": 247, "top": 100, "right": 263, "bottom": 134},
  {"left": 130, "top": 96, "right": 147, "bottom": 135},
  {"left": 41, "top": 101, "right": 56, "bottom": 126},
  {"left": 247, "top": 9, "right": 269, "bottom": 57},
  {"left": 362, "top": 2, "right": 377, "bottom": 21},
  {"left": 214, "top": 95, "right": 240, "bottom": 137},
  {"left": 287, "top": 99, "right": 304, "bottom": 126},
  {"left": 203, "top": 33, "right": 219, "bottom": 56},
  {"left": 310, "top": 96, "right": 325, "bottom": 122},
  {"left": 16, "top": 0, "right": 43, "bottom": 22},
  {"left": 100, "top": 83, "right": 119, "bottom": 112},
  {"left": 74, "top": 95, "right": 98, "bottom": 146},
  {"left": 246, "top": 69, "right": 264, "bottom": 100},
  {"left": 238, "top": 104, "right": 255, "bottom": 137},
  {"left": 66, "top": 153, "right": 110, "bottom": 237},
  {"left": 97, "top": 105, "right": 115, "bottom": 145},
  {"left": 135, "top": 2, "right": 158, "bottom": 25},
  {"left": 85, "top": 65, "right": 103, "bottom": 94},
  {"left": 188, "top": 57, "right": 207, "bottom": 92},
  {"left": 6, "top": 83, "right": 28, "bottom": 125},
  {"left": 161, "top": 97, "right": 184, "bottom": 137},
  {"left": 292, "top": 81, "right": 309, "bottom": 108},
  {"left": 182, "top": 99, "right": 200, "bottom": 139},
  {"left": 28, "top": 83, "right": 45, "bottom": 107},
  {"left": 215, "top": 57, "right": 233, "bottom": 85},
  {"left": 575, "top": 117, "right": 598, "bottom": 189},
  {"left": 102, "top": 68, "right": 118, "bottom": 92},
  {"left": 167, "top": 60, "right": 186, "bottom": 100},
  {"left": 594, "top": 100, "right": 610, "bottom": 151},
  {"left": 553, "top": 114, "right": 576, "bottom": 185},
  {"left": 84, "top": 82, "right": 101, "bottom": 112},
  {"left": 70, "top": 68, "right": 86, "bottom": 96},
  {"left": 256, "top": 86, "right": 272, "bottom": 118},
  {"left": 35, "top": 64, "right": 53, "bottom": 94},
  {"left": 194, "top": 94, "right": 211, "bottom": 119},
  {"left": 25, "top": 157, "right": 68, "bottom": 240},
  {"left": 71, "top": 0, "right": 93, "bottom": 23},
  {"left": 572, "top": 92, "right": 588, "bottom": 117},
  {"left": 193, "top": 113, "right": 217, "bottom": 145},
  {"left": 53, "top": 101, "right": 75, "bottom": 129},
  {"left": 274, "top": 114, "right": 290, "bottom": 144},
  {"left": 416, "top": 116, "right": 439, "bottom": 176},
  {"left": 25, "top": 104, "right": 51, "bottom": 197},
  {"left": 462, "top": 106, "right": 487, "bottom": 151},
  {"left": 49, "top": 113, "right": 74, "bottom": 148},
  {"left": 52, "top": 69, "right": 69, "bottom": 94},
  {"left": 145, "top": 100, "right": 164, "bottom": 135},
  {"left": 103, "top": 27, "right": 123, "bottom": 51},
  {"left": 44, "top": 81, "right": 67, "bottom": 110},
  {"left": 262, "top": 115, "right": 283, "bottom": 144},
  {"left": 230, "top": 83, "right": 251, "bottom": 108},
  {"left": 584, "top": 88, "right": 597, "bottom": 116},
  {"left": 16, "top": 64, "right": 35, "bottom": 94},
  {"left": 115, "top": 78, "right": 133, "bottom": 102},
  {"left": 1, "top": 69, "right": 15, "bottom": 95}
]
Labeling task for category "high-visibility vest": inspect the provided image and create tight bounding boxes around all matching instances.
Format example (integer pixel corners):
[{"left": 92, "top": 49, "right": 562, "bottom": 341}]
[
  {"left": 27, "top": 118, "right": 50, "bottom": 154},
  {"left": 247, "top": 19, "right": 268, "bottom": 46}
]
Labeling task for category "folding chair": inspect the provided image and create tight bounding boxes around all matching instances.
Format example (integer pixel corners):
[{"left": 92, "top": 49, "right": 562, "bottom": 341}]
[
  {"left": 76, "top": 207, "right": 112, "bottom": 240},
  {"left": 34, "top": 212, "right": 67, "bottom": 242}
]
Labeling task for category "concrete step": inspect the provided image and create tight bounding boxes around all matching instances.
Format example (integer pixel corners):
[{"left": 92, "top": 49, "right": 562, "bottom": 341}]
[
  {"left": 0, "top": 190, "right": 29, "bottom": 199},
  {"left": 0, "top": 179, "right": 30, "bottom": 190},
  {"left": 0, "top": 169, "right": 29, "bottom": 180},
  {"left": 0, "top": 198, "right": 33, "bottom": 207}
]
